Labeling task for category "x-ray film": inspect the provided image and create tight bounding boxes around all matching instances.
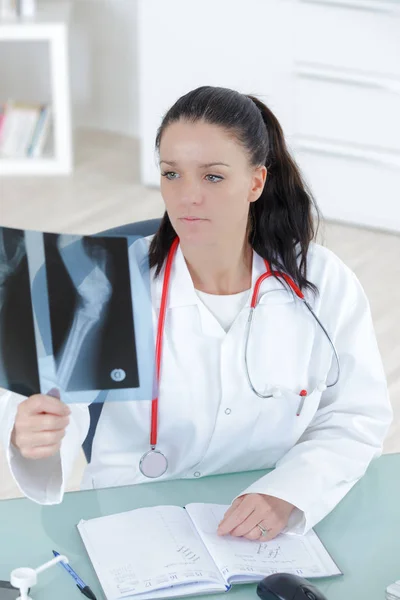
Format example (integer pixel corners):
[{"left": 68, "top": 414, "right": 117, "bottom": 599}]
[{"left": 0, "top": 226, "right": 155, "bottom": 403}]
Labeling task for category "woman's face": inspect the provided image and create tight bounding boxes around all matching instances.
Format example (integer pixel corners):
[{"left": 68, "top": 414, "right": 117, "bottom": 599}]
[{"left": 159, "top": 120, "right": 266, "bottom": 247}]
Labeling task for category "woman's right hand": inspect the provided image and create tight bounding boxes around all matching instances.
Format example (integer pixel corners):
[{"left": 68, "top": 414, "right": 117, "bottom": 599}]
[{"left": 11, "top": 394, "right": 71, "bottom": 460}]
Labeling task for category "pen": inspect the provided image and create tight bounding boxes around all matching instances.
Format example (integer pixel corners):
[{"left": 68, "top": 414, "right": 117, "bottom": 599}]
[{"left": 52, "top": 550, "right": 97, "bottom": 600}]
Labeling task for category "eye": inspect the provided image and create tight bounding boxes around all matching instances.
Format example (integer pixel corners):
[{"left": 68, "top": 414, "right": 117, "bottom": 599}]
[
  {"left": 205, "top": 174, "right": 223, "bottom": 183},
  {"left": 161, "top": 171, "right": 179, "bottom": 180}
]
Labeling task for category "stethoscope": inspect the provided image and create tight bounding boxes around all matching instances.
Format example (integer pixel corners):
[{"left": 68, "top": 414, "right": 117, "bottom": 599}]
[{"left": 139, "top": 237, "right": 341, "bottom": 479}]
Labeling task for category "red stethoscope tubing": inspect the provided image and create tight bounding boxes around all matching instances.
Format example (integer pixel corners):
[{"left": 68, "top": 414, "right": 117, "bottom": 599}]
[
  {"left": 150, "top": 236, "right": 179, "bottom": 447},
  {"left": 150, "top": 237, "right": 305, "bottom": 448}
]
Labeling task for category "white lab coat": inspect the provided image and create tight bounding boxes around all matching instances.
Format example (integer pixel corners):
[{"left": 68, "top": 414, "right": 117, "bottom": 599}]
[{"left": 0, "top": 238, "right": 392, "bottom": 534}]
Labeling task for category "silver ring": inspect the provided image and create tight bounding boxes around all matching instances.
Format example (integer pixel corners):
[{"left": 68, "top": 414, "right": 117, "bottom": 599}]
[{"left": 257, "top": 523, "right": 268, "bottom": 537}]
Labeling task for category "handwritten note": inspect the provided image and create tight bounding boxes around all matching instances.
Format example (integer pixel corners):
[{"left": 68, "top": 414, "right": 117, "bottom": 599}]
[{"left": 185, "top": 503, "right": 340, "bottom": 582}]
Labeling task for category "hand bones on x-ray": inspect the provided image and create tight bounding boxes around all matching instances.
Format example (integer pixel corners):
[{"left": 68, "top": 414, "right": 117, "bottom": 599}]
[
  {"left": 56, "top": 239, "right": 112, "bottom": 390},
  {"left": 0, "top": 229, "right": 26, "bottom": 312}
]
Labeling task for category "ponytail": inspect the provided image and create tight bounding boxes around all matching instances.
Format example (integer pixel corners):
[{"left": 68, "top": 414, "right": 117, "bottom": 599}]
[{"left": 246, "top": 95, "right": 319, "bottom": 293}]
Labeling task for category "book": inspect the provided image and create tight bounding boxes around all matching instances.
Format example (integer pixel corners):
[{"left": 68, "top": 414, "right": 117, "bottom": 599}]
[
  {"left": 387, "top": 580, "right": 400, "bottom": 600},
  {"left": 0, "top": 105, "right": 5, "bottom": 143},
  {"left": 0, "top": 101, "right": 42, "bottom": 157},
  {"left": 27, "top": 104, "right": 51, "bottom": 157},
  {"left": 77, "top": 503, "right": 341, "bottom": 600},
  {"left": 0, "top": 100, "right": 50, "bottom": 158}
]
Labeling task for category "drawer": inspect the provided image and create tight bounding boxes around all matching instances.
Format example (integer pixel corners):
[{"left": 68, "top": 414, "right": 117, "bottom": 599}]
[
  {"left": 294, "top": 0, "right": 400, "bottom": 77},
  {"left": 293, "top": 73, "right": 400, "bottom": 152},
  {"left": 292, "top": 147, "right": 400, "bottom": 231}
]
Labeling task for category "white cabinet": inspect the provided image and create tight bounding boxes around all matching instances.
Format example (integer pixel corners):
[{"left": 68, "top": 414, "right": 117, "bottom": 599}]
[
  {"left": 137, "top": 0, "right": 400, "bottom": 232},
  {"left": 291, "top": 0, "right": 400, "bottom": 232}
]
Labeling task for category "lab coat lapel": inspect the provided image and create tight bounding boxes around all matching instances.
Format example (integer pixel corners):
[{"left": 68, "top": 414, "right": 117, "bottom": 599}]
[
  {"left": 152, "top": 243, "right": 288, "bottom": 338},
  {"left": 153, "top": 244, "right": 225, "bottom": 338}
]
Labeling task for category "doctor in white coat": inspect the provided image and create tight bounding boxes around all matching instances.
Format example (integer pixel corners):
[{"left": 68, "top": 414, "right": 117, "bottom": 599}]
[{"left": 1, "top": 86, "right": 392, "bottom": 542}]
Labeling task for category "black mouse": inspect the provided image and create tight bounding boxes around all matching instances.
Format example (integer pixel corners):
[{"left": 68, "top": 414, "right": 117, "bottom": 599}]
[{"left": 256, "top": 573, "right": 328, "bottom": 600}]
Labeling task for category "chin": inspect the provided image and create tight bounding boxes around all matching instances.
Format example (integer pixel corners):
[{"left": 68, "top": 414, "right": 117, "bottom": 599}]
[
  {"left": 177, "top": 231, "right": 209, "bottom": 246},
  {"left": 173, "top": 221, "right": 213, "bottom": 245}
]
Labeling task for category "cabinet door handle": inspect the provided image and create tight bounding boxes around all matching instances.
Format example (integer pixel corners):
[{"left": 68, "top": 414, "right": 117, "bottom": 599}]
[
  {"left": 295, "top": 62, "right": 400, "bottom": 95},
  {"left": 300, "top": 0, "right": 400, "bottom": 16},
  {"left": 292, "top": 136, "right": 400, "bottom": 169}
]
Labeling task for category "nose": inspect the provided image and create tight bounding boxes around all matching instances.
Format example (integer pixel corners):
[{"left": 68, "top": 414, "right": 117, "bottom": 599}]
[{"left": 179, "top": 178, "right": 203, "bottom": 206}]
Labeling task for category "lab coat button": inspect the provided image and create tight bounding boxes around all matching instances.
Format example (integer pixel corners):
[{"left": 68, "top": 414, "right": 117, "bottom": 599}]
[
  {"left": 224, "top": 408, "right": 231, "bottom": 415},
  {"left": 194, "top": 471, "right": 201, "bottom": 478}
]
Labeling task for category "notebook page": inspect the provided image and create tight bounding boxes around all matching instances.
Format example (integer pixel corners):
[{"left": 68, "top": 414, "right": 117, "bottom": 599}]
[
  {"left": 77, "top": 505, "right": 226, "bottom": 600},
  {"left": 126, "top": 579, "right": 226, "bottom": 600},
  {"left": 185, "top": 503, "right": 341, "bottom": 583}
]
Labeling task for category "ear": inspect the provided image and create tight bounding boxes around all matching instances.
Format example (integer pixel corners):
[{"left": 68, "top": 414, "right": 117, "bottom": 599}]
[{"left": 249, "top": 166, "right": 267, "bottom": 203}]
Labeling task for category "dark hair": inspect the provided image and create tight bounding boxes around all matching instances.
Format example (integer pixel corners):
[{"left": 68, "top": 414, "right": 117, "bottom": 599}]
[{"left": 149, "top": 86, "right": 320, "bottom": 293}]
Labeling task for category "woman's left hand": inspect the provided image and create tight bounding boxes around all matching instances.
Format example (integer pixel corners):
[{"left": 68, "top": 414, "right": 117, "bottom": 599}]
[{"left": 217, "top": 493, "right": 295, "bottom": 541}]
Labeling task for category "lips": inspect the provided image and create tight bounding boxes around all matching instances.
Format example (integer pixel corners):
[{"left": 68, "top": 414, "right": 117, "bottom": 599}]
[{"left": 180, "top": 217, "right": 205, "bottom": 221}]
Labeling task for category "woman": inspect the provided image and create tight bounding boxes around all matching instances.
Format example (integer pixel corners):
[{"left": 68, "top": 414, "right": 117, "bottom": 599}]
[{"left": 0, "top": 86, "right": 392, "bottom": 542}]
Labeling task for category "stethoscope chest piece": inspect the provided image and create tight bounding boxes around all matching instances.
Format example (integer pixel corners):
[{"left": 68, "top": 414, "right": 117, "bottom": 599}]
[{"left": 139, "top": 448, "right": 168, "bottom": 478}]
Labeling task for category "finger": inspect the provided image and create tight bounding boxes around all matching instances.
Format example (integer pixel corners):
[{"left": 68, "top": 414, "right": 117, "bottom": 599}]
[
  {"left": 229, "top": 497, "right": 244, "bottom": 512},
  {"left": 30, "top": 429, "right": 66, "bottom": 448},
  {"left": 244, "top": 521, "right": 280, "bottom": 542},
  {"left": 244, "top": 526, "right": 263, "bottom": 541},
  {"left": 248, "top": 527, "right": 278, "bottom": 542},
  {"left": 25, "top": 395, "right": 70, "bottom": 417},
  {"left": 229, "top": 509, "right": 265, "bottom": 537},
  {"left": 217, "top": 497, "right": 255, "bottom": 535},
  {"left": 20, "top": 443, "right": 61, "bottom": 460},
  {"left": 17, "top": 428, "right": 66, "bottom": 451},
  {"left": 219, "top": 497, "right": 244, "bottom": 524},
  {"left": 28, "top": 414, "right": 70, "bottom": 433},
  {"left": 47, "top": 387, "right": 61, "bottom": 400}
]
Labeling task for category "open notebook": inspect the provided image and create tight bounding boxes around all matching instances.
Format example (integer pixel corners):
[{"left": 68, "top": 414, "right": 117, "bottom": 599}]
[
  {"left": 78, "top": 503, "right": 341, "bottom": 600},
  {"left": 77, "top": 503, "right": 341, "bottom": 600}
]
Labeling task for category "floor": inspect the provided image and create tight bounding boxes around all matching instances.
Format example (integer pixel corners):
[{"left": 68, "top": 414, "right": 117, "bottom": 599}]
[{"left": 0, "top": 129, "right": 398, "bottom": 500}]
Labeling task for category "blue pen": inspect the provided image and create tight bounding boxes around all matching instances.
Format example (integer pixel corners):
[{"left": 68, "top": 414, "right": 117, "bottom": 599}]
[{"left": 52, "top": 550, "right": 97, "bottom": 600}]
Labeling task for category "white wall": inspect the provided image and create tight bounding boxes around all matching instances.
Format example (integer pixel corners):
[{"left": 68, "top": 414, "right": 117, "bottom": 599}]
[
  {"left": 0, "top": 0, "right": 140, "bottom": 137},
  {"left": 71, "top": 0, "right": 139, "bottom": 136}
]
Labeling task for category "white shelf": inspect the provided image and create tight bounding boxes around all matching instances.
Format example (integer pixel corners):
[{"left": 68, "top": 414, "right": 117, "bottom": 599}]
[
  {"left": 0, "top": 156, "right": 70, "bottom": 176},
  {"left": 0, "top": 2, "right": 72, "bottom": 30},
  {"left": 0, "top": 2, "right": 73, "bottom": 177}
]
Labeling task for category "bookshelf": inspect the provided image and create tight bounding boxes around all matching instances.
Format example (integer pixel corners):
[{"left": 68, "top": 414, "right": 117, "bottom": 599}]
[{"left": 0, "top": 2, "right": 72, "bottom": 176}]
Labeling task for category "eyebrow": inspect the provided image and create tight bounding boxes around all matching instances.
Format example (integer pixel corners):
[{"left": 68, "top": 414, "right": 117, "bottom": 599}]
[{"left": 160, "top": 160, "right": 231, "bottom": 168}]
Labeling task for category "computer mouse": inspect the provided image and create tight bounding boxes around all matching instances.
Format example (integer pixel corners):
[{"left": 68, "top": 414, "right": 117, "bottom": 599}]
[{"left": 256, "top": 573, "right": 328, "bottom": 600}]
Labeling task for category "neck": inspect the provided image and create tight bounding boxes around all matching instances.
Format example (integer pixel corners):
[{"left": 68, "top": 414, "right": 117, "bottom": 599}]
[{"left": 180, "top": 234, "right": 253, "bottom": 295}]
